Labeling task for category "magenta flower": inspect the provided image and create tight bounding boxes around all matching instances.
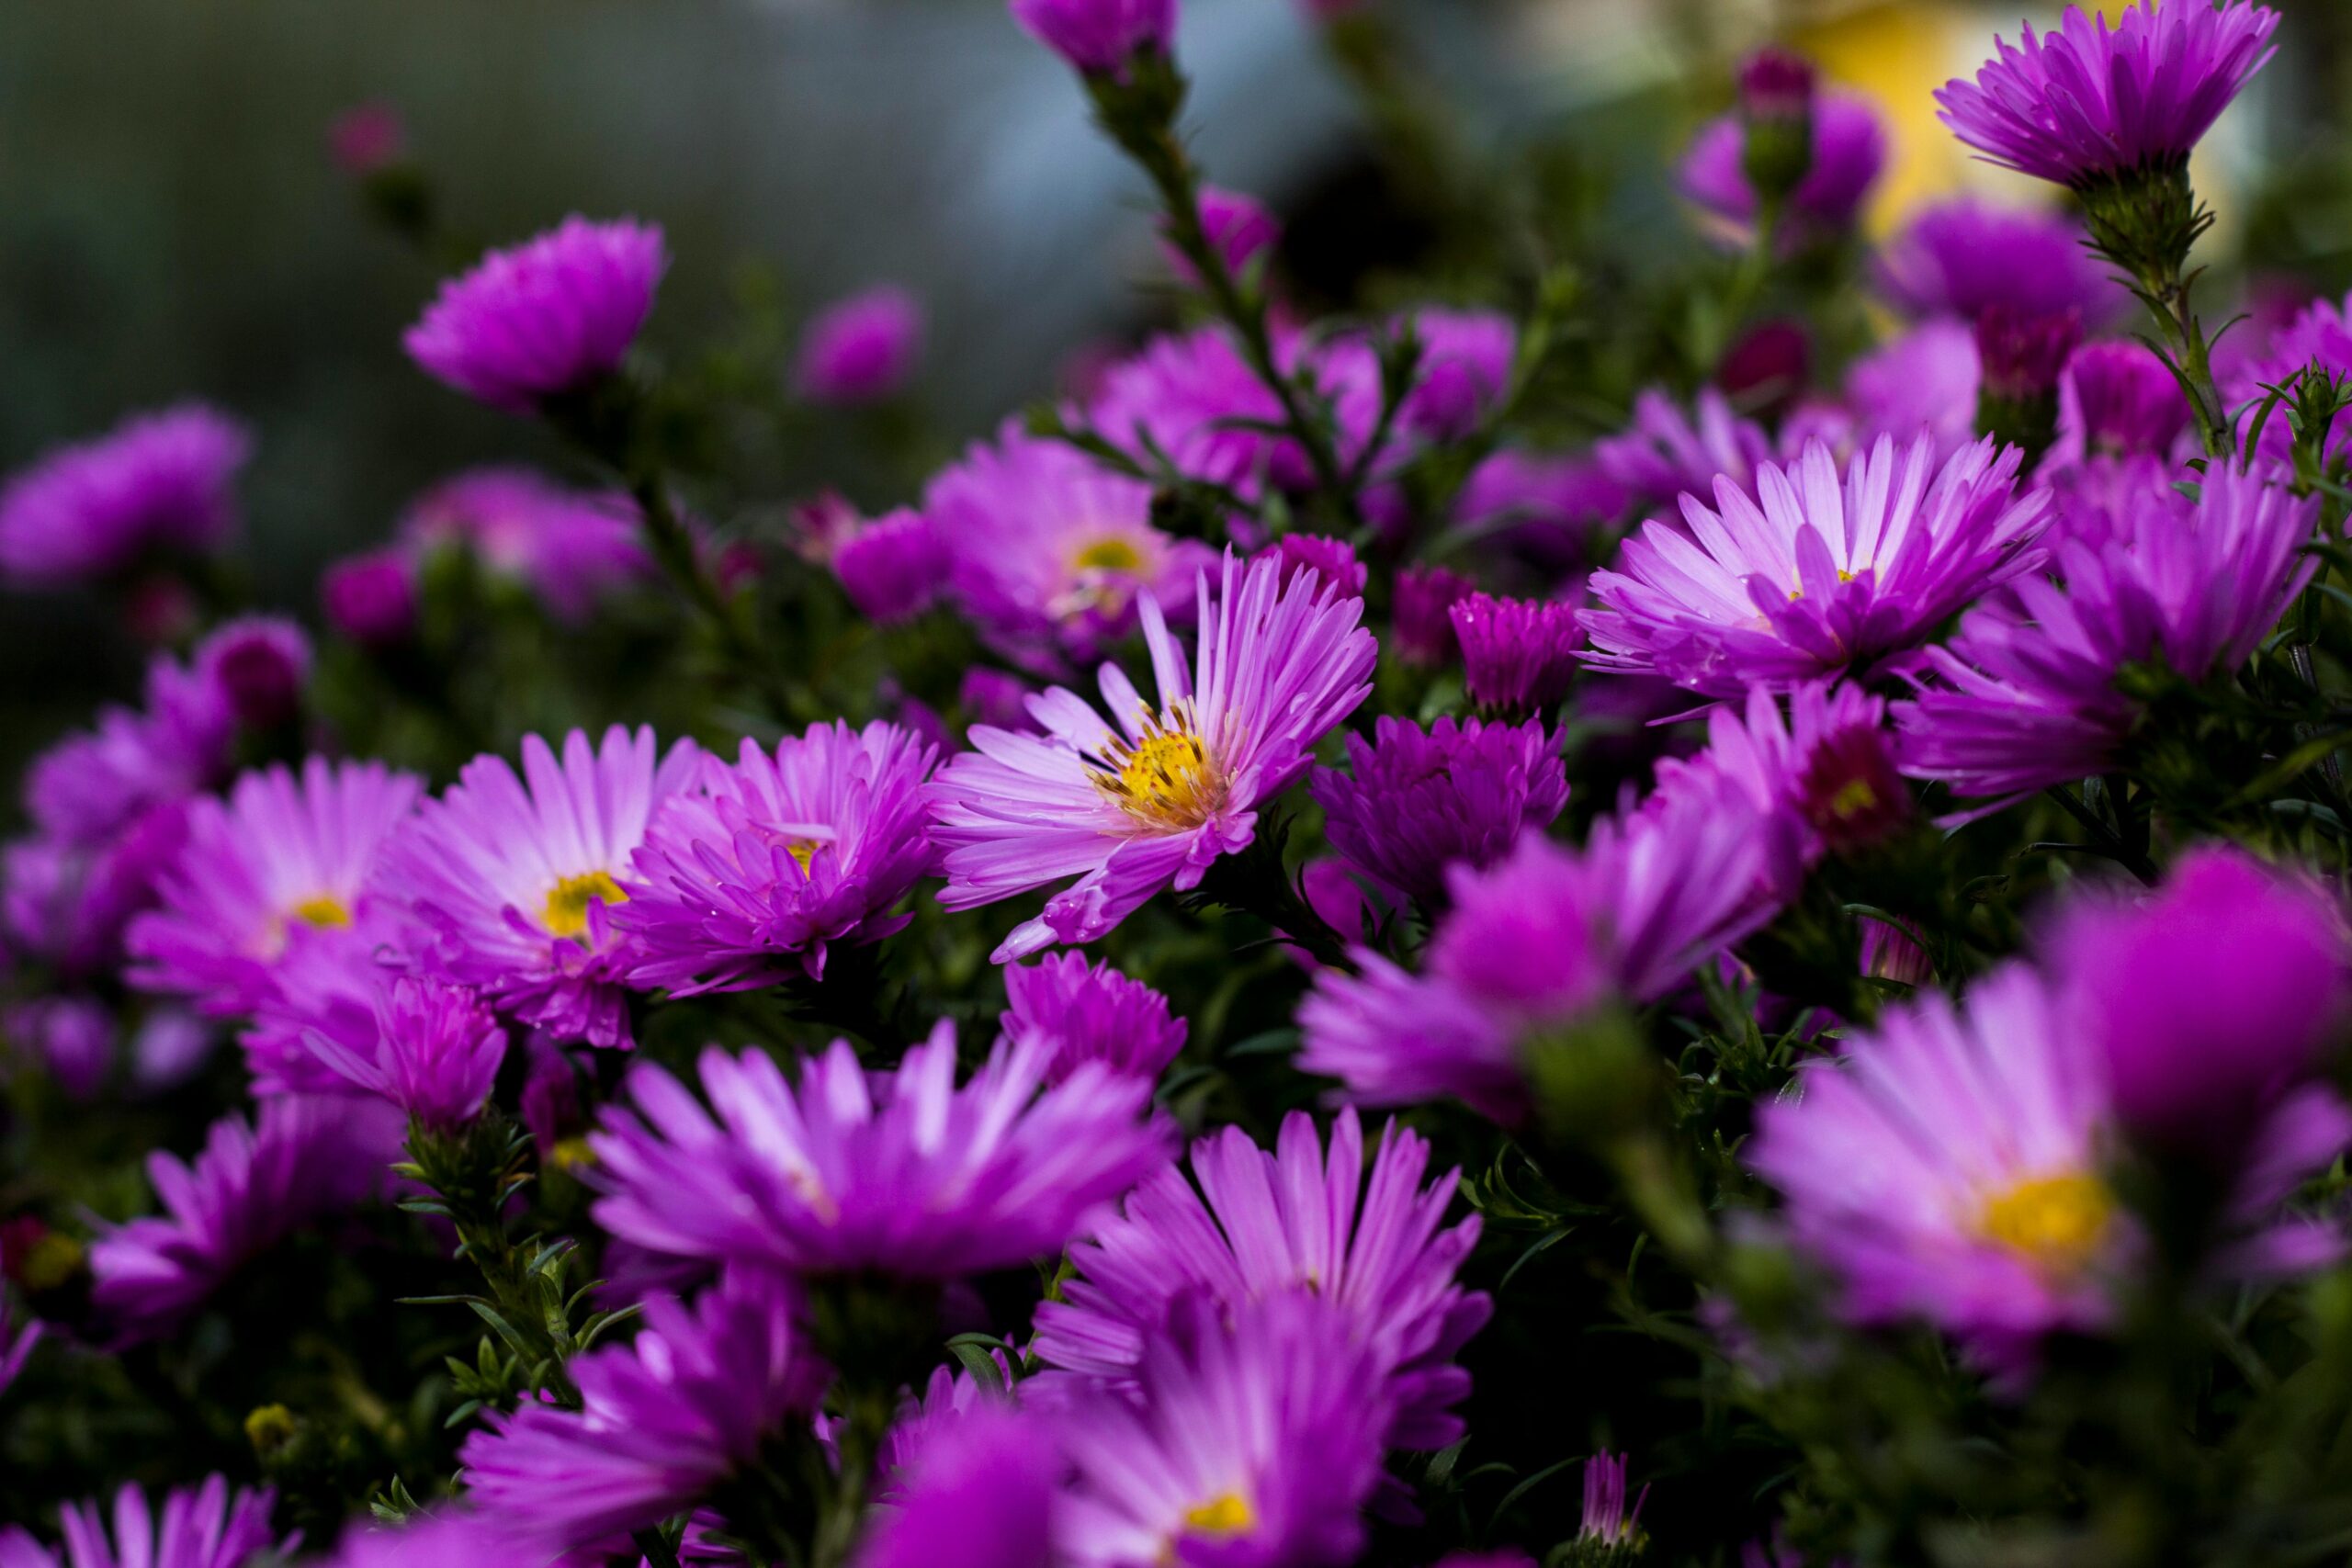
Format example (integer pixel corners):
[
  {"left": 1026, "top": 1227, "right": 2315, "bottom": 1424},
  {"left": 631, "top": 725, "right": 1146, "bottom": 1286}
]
[
  {"left": 2223, "top": 288, "right": 2352, "bottom": 464},
  {"left": 856, "top": 1405, "right": 1060, "bottom": 1568},
  {"left": 24, "top": 652, "right": 232, "bottom": 850},
  {"left": 1578, "top": 1452, "right": 1649, "bottom": 1552},
  {"left": 194, "top": 615, "right": 312, "bottom": 732},
  {"left": 1395, "top": 309, "right": 1516, "bottom": 441},
  {"left": 1252, "top": 532, "right": 1366, "bottom": 600},
  {"left": 1896, "top": 461, "right": 2316, "bottom": 809},
  {"left": 403, "top": 215, "right": 667, "bottom": 412},
  {"left": 2052, "top": 341, "right": 2192, "bottom": 468},
  {"left": 1594, "top": 387, "right": 1781, "bottom": 512},
  {"left": 1002, "top": 951, "right": 1188, "bottom": 1083},
  {"left": 617, "top": 720, "right": 938, "bottom": 992},
  {"left": 1035, "top": 1106, "right": 1487, "bottom": 1452},
  {"left": 322, "top": 547, "right": 420, "bottom": 647},
  {"left": 1452, "top": 451, "right": 1624, "bottom": 569},
  {"left": 0, "top": 1477, "right": 287, "bottom": 1568},
  {"left": 1393, "top": 562, "right": 1476, "bottom": 665},
  {"left": 926, "top": 425, "right": 1213, "bottom": 673},
  {"left": 1450, "top": 592, "right": 1579, "bottom": 714},
  {"left": 310, "top": 1512, "right": 522, "bottom": 1568},
  {"left": 0, "top": 1294, "right": 40, "bottom": 1397},
  {"left": 795, "top": 285, "right": 924, "bottom": 405},
  {"left": 1842, "top": 319, "right": 1982, "bottom": 458},
  {"left": 458, "top": 1267, "right": 831, "bottom": 1552},
  {"left": 375, "top": 726, "right": 700, "bottom": 1048},
  {"left": 2, "top": 803, "right": 188, "bottom": 981},
  {"left": 300, "top": 974, "right": 508, "bottom": 1130},
  {"left": 1585, "top": 434, "right": 2050, "bottom": 697},
  {"left": 0, "top": 404, "right": 250, "bottom": 588},
  {"left": 832, "top": 508, "right": 950, "bottom": 624},
  {"left": 1008, "top": 0, "right": 1173, "bottom": 73},
  {"left": 1164, "top": 186, "right": 1281, "bottom": 284},
  {"left": 1680, "top": 92, "right": 1886, "bottom": 240},
  {"left": 1311, "top": 715, "right": 1567, "bottom": 902},
  {"left": 1936, "top": 2, "right": 2278, "bottom": 188},
  {"left": 90, "top": 1095, "right": 399, "bottom": 1344},
  {"left": 589, "top": 1023, "right": 1172, "bottom": 1278},
  {"left": 931, "top": 550, "right": 1374, "bottom": 962},
  {"left": 1052, "top": 1293, "right": 1390, "bottom": 1568},
  {"left": 6, "top": 997, "right": 113, "bottom": 1100},
  {"left": 127, "top": 758, "right": 423, "bottom": 1018},
  {"left": 401, "top": 466, "right": 651, "bottom": 621},
  {"left": 1874, "top": 197, "right": 2122, "bottom": 324}
]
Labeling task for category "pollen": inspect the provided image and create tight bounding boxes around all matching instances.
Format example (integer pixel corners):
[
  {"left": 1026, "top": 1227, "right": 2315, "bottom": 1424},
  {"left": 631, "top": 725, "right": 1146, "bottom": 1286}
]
[
  {"left": 1978, "top": 1171, "right": 2112, "bottom": 1273},
  {"left": 1094, "top": 709, "right": 1223, "bottom": 830},
  {"left": 289, "top": 894, "right": 353, "bottom": 930},
  {"left": 1182, "top": 1492, "right": 1255, "bottom": 1538},
  {"left": 1072, "top": 536, "right": 1147, "bottom": 574},
  {"left": 543, "top": 869, "right": 628, "bottom": 939}
]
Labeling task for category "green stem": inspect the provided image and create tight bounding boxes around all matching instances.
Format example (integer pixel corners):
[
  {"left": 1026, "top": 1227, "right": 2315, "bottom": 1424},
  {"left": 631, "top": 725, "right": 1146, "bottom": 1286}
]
[{"left": 627, "top": 475, "right": 809, "bottom": 725}]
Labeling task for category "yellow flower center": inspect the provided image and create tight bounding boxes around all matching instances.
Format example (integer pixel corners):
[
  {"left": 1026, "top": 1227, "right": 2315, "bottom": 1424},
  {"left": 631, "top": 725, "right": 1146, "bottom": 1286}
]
[
  {"left": 543, "top": 870, "right": 628, "bottom": 939},
  {"left": 17, "top": 1230, "right": 84, "bottom": 1292},
  {"left": 1072, "top": 536, "right": 1147, "bottom": 574},
  {"left": 1979, "top": 1172, "right": 2113, "bottom": 1274},
  {"left": 1095, "top": 712, "right": 1224, "bottom": 831},
  {"left": 289, "top": 895, "right": 352, "bottom": 930},
  {"left": 786, "top": 839, "right": 820, "bottom": 873},
  {"left": 547, "top": 1136, "right": 597, "bottom": 1172},
  {"left": 1182, "top": 1493, "right": 1255, "bottom": 1539},
  {"left": 1825, "top": 777, "right": 1880, "bottom": 820}
]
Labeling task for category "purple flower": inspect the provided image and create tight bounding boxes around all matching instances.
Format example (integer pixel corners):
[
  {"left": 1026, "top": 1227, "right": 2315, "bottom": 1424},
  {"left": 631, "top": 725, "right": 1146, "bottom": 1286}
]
[
  {"left": 832, "top": 508, "right": 950, "bottom": 624},
  {"left": 300, "top": 974, "right": 508, "bottom": 1130},
  {"left": 1253, "top": 532, "right": 1365, "bottom": 600},
  {"left": 374, "top": 727, "right": 700, "bottom": 1048},
  {"left": 311, "top": 1512, "right": 522, "bottom": 1568},
  {"left": 932, "top": 550, "right": 1374, "bottom": 962},
  {"left": 128, "top": 758, "right": 423, "bottom": 1018},
  {"left": 90, "top": 1095, "right": 398, "bottom": 1344},
  {"left": 25, "top": 653, "right": 232, "bottom": 849},
  {"left": 1452, "top": 451, "right": 1624, "bottom": 569},
  {"left": 617, "top": 720, "right": 938, "bottom": 992},
  {"left": 1936, "top": 2, "right": 2279, "bottom": 187},
  {"left": 401, "top": 466, "right": 651, "bottom": 621},
  {"left": 403, "top": 215, "right": 667, "bottom": 412},
  {"left": 1896, "top": 461, "right": 2316, "bottom": 808},
  {"left": 0, "top": 1293, "right": 40, "bottom": 1397},
  {"left": 1008, "top": 0, "right": 1174, "bottom": 73},
  {"left": 1003, "top": 952, "right": 1188, "bottom": 1083},
  {"left": 1165, "top": 186, "right": 1281, "bottom": 284},
  {"left": 927, "top": 426, "right": 1214, "bottom": 673},
  {"left": 1579, "top": 1452, "right": 1649, "bottom": 1551},
  {"left": 1052, "top": 1293, "right": 1390, "bottom": 1568},
  {"left": 856, "top": 1405, "right": 1060, "bottom": 1568},
  {"left": 1585, "top": 435, "right": 2051, "bottom": 697},
  {"left": 2223, "top": 288, "right": 2352, "bottom": 464},
  {"left": 1310, "top": 716, "right": 1567, "bottom": 901},
  {"left": 458, "top": 1267, "right": 831, "bottom": 1552},
  {"left": 589, "top": 1023, "right": 1172, "bottom": 1278},
  {"left": 1450, "top": 592, "right": 1579, "bottom": 714},
  {"left": 1594, "top": 388, "right": 1781, "bottom": 512},
  {"left": 1974, "top": 305, "right": 2085, "bottom": 406},
  {"left": 322, "top": 547, "right": 420, "bottom": 647},
  {"left": 1874, "top": 198, "right": 2123, "bottom": 324},
  {"left": 4, "top": 997, "right": 112, "bottom": 1100},
  {"left": 328, "top": 100, "right": 406, "bottom": 175},
  {"left": 194, "top": 616, "right": 312, "bottom": 733},
  {"left": 1842, "top": 319, "right": 1982, "bottom": 457},
  {"left": 2048, "top": 845, "right": 2351, "bottom": 1159},
  {"left": 0, "top": 404, "right": 250, "bottom": 587},
  {"left": 960, "top": 667, "right": 1036, "bottom": 732},
  {"left": 1681, "top": 92, "right": 1886, "bottom": 239},
  {"left": 0, "top": 1477, "right": 287, "bottom": 1568},
  {"left": 1396, "top": 309, "right": 1515, "bottom": 442},
  {"left": 3, "top": 804, "right": 189, "bottom": 980},
  {"left": 795, "top": 285, "right": 924, "bottom": 405},
  {"left": 1393, "top": 563, "right": 1476, "bottom": 666},
  {"left": 1034, "top": 1106, "right": 1487, "bottom": 1453},
  {"left": 2051, "top": 341, "right": 2192, "bottom": 467}
]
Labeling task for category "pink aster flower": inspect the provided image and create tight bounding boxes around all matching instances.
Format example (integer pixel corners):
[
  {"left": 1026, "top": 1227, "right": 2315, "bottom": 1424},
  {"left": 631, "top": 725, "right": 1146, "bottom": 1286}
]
[
  {"left": 299, "top": 974, "right": 509, "bottom": 1131},
  {"left": 616, "top": 720, "right": 939, "bottom": 992},
  {"left": 1252, "top": 532, "right": 1365, "bottom": 600},
  {"left": 458, "top": 1267, "right": 831, "bottom": 1553},
  {"left": 930, "top": 549, "right": 1374, "bottom": 962},
  {"left": 0, "top": 1477, "right": 288, "bottom": 1568},
  {"left": 193, "top": 615, "right": 312, "bottom": 733},
  {"left": 89, "top": 1095, "right": 399, "bottom": 1344},
  {"left": 1594, "top": 387, "right": 1781, "bottom": 512},
  {"left": 2051, "top": 341, "right": 2193, "bottom": 468},
  {"left": 1842, "top": 320, "right": 1982, "bottom": 458},
  {"left": 1052, "top": 1292, "right": 1391, "bottom": 1568},
  {"left": 126, "top": 758, "right": 422, "bottom": 1018},
  {"left": 1310, "top": 715, "right": 1567, "bottom": 902},
  {"left": 1163, "top": 186, "right": 1281, "bottom": 285},
  {"left": 1451, "top": 593, "right": 1580, "bottom": 715},
  {"left": 1936, "top": 2, "right": 2279, "bottom": 188},
  {"left": 1034, "top": 1106, "right": 1487, "bottom": 1453},
  {"left": 1584, "top": 434, "right": 2051, "bottom": 697},
  {"left": 1008, "top": 0, "right": 1173, "bottom": 73},
  {"left": 832, "top": 508, "right": 950, "bottom": 624},
  {"left": 24, "top": 654, "right": 232, "bottom": 852},
  {"left": 1002, "top": 951, "right": 1189, "bottom": 1083},
  {"left": 588, "top": 1022, "right": 1173, "bottom": 1279},
  {"left": 1392, "top": 309, "right": 1516, "bottom": 442},
  {"left": 795, "top": 285, "right": 924, "bottom": 405},
  {"left": 401, "top": 466, "right": 651, "bottom": 622},
  {"left": 1895, "top": 461, "right": 2316, "bottom": 810},
  {"left": 0, "top": 404, "right": 250, "bottom": 588},
  {"left": 856, "top": 1404, "right": 1060, "bottom": 1568},
  {"left": 1680, "top": 92, "right": 1887, "bottom": 241},
  {"left": 1452, "top": 451, "right": 1624, "bottom": 570},
  {"left": 4, "top": 997, "right": 112, "bottom": 1100},
  {"left": 1393, "top": 563, "right": 1476, "bottom": 666},
  {"left": 2, "top": 804, "right": 189, "bottom": 981},
  {"left": 374, "top": 726, "right": 700, "bottom": 1048},
  {"left": 322, "top": 547, "right": 420, "bottom": 647},
  {"left": 1873, "top": 197, "right": 2123, "bottom": 324},
  {"left": 1578, "top": 1452, "right": 1649, "bottom": 1553},
  {"left": 402, "top": 215, "right": 667, "bottom": 412},
  {"left": 926, "top": 425, "right": 1214, "bottom": 673},
  {"left": 2223, "top": 288, "right": 2352, "bottom": 465}
]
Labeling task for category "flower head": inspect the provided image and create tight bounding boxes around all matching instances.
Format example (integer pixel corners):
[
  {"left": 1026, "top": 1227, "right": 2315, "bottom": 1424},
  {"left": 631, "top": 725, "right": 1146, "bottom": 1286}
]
[
  {"left": 24, "top": 653, "right": 232, "bottom": 850},
  {"left": 300, "top": 974, "right": 509, "bottom": 1131},
  {"left": 0, "top": 1477, "right": 287, "bottom": 1568},
  {"left": 403, "top": 215, "right": 666, "bottom": 412},
  {"left": 1393, "top": 562, "right": 1476, "bottom": 665},
  {"left": 1874, "top": 198, "right": 2121, "bottom": 324},
  {"left": 3, "top": 804, "right": 189, "bottom": 981},
  {"left": 1311, "top": 716, "right": 1567, "bottom": 901},
  {"left": 1396, "top": 310, "right": 1516, "bottom": 442},
  {"left": 2223, "top": 288, "right": 2352, "bottom": 465},
  {"left": 590, "top": 1023, "right": 1173, "bottom": 1279},
  {"left": 458, "top": 1267, "right": 831, "bottom": 1552},
  {"left": 1896, "top": 462, "right": 2317, "bottom": 808},
  {"left": 1451, "top": 593, "right": 1580, "bottom": 715},
  {"left": 401, "top": 466, "right": 651, "bottom": 621},
  {"left": 1003, "top": 952, "right": 1188, "bottom": 1083},
  {"left": 2052, "top": 341, "right": 2193, "bottom": 466},
  {"left": 1935, "top": 2, "right": 2279, "bottom": 187},
  {"left": 1578, "top": 1452, "right": 1649, "bottom": 1555},
  {"left": 1594, "top": 388, "right": 1781, "bottom": 513},
  {"left": 1842, "top": 319, "right": 1982, "bottom": 458},
  {"left": 856, "top": 1405, "right": 1060, "bottom": 1568},
  {"left": 0, "top": 404, "right": 250, "bottom": 587},
  {"left": 796, "top": 285, "right": 924, "bottom": 405},
  {"left": 1009, "top": 0, "right": 1173, "bottom": 73},
  {"left": 375, "top": 726, "right": 700, "bottom": 1048},
  {"left": 931, "top": 550, "right": 1374, "bottom": 962},
  {"left": 1035, "top": 1106, "right": 1487, "bottom": 1452},
  {"left": 1681, "top": 92, "right": 1885, "bottom": 240},
  {"left": 127, "top": 758, "right": 422, "bottom": 1018},
  {"left": 194, "top": 615, "right": 311, "bottom": 732},
  {"left": 5, "top": 997, "right": 112, "bottom": 1099},
  {"left": 1165, "top": 186, "right": 1281, "bottom": 285},
  {"left": 1453, "top": 452, "right": 1623, "bottom": 570},
  {"left": 927, "top": 426, "right": 1213, "bottom": 673},
  {"left": 322, "top": 547, "right": 420, "bottom": 647},
  {"left": 617, "top": 721, "right": 938, "bottom": 992},
  {"left": 1252, "top": 533, "right": 1366, "bottom": 600},
  {"left": 90, "top": 1095, "right": 398, "bottom": 1343},
  {"left": 832, "top": 508, "right": 950, "bottom": 624},
  {"left": 1585, "top": 434, "right": 2050, "bottom": 697}
]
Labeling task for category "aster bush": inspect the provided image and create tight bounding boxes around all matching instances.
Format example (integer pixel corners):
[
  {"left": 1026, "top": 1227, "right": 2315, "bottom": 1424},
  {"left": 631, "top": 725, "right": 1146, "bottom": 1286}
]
[{"left": 17, "top": 2, "right": 2352, "bottom": 1566}]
